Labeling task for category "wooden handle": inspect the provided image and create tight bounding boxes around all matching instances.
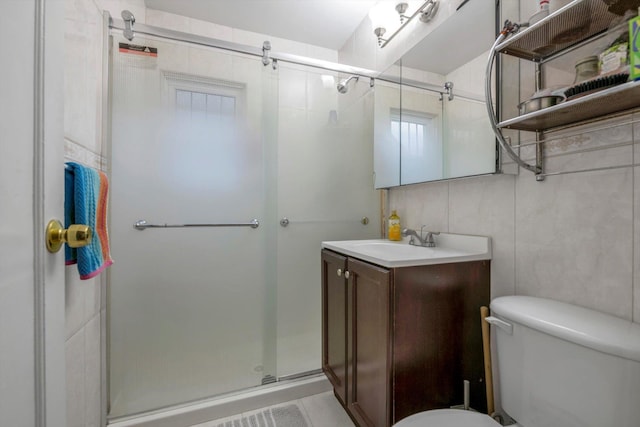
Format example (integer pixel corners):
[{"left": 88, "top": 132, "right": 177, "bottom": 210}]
[{"left": 480, "top": 306, "right": 495, "bottom": 415}]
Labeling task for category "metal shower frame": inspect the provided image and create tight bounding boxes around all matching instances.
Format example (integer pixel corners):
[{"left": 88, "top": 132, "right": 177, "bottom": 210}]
[{"left": 107, "top": 11, "right": 455, "bottom": 98}]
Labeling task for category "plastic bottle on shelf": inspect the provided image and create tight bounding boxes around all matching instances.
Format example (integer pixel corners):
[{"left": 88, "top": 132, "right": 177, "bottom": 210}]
[{"left": 599, "top": 9, "right": 637, "bottom": 76}]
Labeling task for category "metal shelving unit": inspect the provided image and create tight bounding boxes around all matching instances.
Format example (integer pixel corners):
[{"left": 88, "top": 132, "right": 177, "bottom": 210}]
[
  {"left": 496, "top": 0, "right": 622, "bottom": 62},
  {"left": 497, "top": 0, "right": 640, "bottom": 133},
  {"left": 498, "top": 80, "right": 640, "bottom": 131}
]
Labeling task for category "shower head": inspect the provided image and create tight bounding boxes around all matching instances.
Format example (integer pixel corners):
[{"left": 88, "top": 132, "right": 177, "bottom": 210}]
[{"left": 337, "top": 76, "right": 359, "bottom": 94}]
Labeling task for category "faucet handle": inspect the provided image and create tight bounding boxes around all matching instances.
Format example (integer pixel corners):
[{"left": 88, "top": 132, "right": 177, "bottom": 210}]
[
  {"left": 419, "top": 225, "right": 440, "bottom": 237},
  {"left": 402, "top": 228, "right": 418, "bottom": 245},
  {"left": 421, "top": 228, "right": 440, "bottom": 247}
]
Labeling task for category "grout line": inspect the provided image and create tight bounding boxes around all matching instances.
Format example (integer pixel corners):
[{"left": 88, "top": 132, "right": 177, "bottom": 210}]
[
  {"left": 513, "top": 169, "right": 518, "bottom": 296},
  {"left": 65, "top": 297, "right": 102, "bottom": 342},
  {"left": 66, "top": 321, "right": 85, "bottom": 343},
  {"left": 446, "top": 181, "right": 450, "bottom": 233}
]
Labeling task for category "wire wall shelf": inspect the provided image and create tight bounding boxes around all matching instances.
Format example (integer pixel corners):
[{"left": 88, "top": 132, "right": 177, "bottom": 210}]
[
  {"left": 496, "top": 0, "right": 622, "bottom": 62},
  {"left": 498, "top": 80, "right": 640, "bottom": 132}
]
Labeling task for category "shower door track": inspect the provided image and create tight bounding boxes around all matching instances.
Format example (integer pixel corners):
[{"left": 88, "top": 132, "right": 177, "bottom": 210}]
[{"left": 107, "top": 14, "right": 449, "bottom": 96}]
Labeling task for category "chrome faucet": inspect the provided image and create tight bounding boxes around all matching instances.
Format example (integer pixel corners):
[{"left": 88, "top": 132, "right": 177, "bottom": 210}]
[{"left": 402, "top": 226, "right": 440, "bottom": 247}]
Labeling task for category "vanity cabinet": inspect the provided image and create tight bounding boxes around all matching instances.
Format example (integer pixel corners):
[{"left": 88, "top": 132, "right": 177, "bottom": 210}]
[
  {"left": 321, "top": 249, "right": 490, "bottom": 427},
  {"left": 322, "top": 250, "right": 349, "bottom": 406}
]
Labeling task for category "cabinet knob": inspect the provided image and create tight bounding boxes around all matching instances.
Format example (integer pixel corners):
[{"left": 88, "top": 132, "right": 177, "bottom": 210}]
[
  {"left": 344, "top": 271, "right": 350, "bottom": 279},
  {"left": 337, "top": 268, "right": 342, "bottom": 277}
]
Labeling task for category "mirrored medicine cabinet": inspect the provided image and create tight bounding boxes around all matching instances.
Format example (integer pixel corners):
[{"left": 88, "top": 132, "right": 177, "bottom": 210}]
[{"left": 373, "top": 0, "right": 501, "bottom": 188}]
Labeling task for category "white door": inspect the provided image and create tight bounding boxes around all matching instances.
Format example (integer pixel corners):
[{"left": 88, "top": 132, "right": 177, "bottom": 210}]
[{"left": 0, "top": 1, "right": 66, "bottom": 426}]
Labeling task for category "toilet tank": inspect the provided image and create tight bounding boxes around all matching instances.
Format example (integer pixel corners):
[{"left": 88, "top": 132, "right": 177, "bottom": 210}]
[{"left": 489, "top": 296, "right": 640, "bottom": 427}]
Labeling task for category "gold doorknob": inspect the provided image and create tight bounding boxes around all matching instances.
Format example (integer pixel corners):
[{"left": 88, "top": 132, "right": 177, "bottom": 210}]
[{"left": 46, "top": 219, "right": 92, "bottom": 253}]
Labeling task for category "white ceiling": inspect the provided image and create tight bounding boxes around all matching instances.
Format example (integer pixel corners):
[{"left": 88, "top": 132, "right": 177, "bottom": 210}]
[
  {"left": 401, "top": 0, "right": 494, "bottom": 75},
  {"left": 144, "top": 0, "right": 378, "bottom": 50}
]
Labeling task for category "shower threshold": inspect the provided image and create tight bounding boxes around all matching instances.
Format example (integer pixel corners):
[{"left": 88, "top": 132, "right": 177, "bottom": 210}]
[{"left": 107, "top": 371, "right": 330, "bottom": 427}]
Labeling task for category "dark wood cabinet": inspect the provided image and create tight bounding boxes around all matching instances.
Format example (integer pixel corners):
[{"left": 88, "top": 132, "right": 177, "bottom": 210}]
[
  {"left": 321, "top": 249, "right": 348, "bottom": 405},
  {"left": 321, "top": 248, "right": 490, "bottom": 427},
  {"left": 348, "top": 257, "right": 392, "bottom": 427}
]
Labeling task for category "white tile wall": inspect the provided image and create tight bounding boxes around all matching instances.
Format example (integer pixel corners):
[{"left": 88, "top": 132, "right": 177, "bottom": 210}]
[
  {"left": 66, "top": 329, "right": 86, "bottom": 427},
  {"left": 84, "top": 315, "right": 102, "bottom": 427},
  {"left": 389, "top": 181, "right": 449, "bottom": 232},
  {"left": 278, "top": 66, "right": 308, "bottom": 110},
  {"left": 187, "top": 46, "right": 235, "bottom": 81},
  {"left": 64, "top": 1, "right": 106, "bottom": 426},
  {"left": 145, "top": 8, "right": 190, "bottom": 32},
  {"left": 188, "top": 17, "right": 233, "bottom": 40},
  {"left": 449, "top": 175, "right": 516, "bottom": 298},
  {"left": 515, "top": 168, "right": 633, "bottom": 319}
]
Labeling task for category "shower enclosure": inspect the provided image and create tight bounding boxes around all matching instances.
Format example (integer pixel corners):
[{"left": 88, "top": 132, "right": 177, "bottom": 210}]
[{"left": 107, "top": 24, "right": 379, "bottom": 419}]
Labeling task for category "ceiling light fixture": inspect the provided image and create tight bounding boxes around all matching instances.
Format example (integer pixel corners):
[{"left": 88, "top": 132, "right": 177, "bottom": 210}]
[
  {"left": 373, "top": 0, "right": 439, "bottom": 48},
  {"left": 395, "top": 2, "right": 409, "bottom": 24}
]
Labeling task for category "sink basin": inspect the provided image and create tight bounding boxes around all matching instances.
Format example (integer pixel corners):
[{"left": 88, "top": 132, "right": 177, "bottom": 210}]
[{"left": 322, "top": 233, "right": 491, "bottom": 268}]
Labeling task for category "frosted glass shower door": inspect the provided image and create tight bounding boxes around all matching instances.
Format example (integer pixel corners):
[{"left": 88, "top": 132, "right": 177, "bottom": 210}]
[
  {"left": 274, "top": 65, "right": 380, "bottom": 377},
  {"left": 108, "top": 35, "right": 276, "bottom": 418}
]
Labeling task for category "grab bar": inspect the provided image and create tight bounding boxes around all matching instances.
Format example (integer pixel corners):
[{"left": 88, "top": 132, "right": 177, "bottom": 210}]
[{"left": 134, "top": 219, "right": 259, "bottom": 230}]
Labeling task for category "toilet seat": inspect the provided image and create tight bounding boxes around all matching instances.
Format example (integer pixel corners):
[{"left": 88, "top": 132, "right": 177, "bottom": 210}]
[{"left": 393, "top": 409, "right": 501, "bottom": 427}]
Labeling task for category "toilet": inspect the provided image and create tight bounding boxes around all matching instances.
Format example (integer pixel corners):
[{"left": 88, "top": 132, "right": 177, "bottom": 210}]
[{"left": 394, "top": 295, "right": 640, "bottom": 427}]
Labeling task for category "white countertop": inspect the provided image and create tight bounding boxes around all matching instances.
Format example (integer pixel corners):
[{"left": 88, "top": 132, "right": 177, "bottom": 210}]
[{"left": 322, "top": 233, "right": 491, "bottom": 268}]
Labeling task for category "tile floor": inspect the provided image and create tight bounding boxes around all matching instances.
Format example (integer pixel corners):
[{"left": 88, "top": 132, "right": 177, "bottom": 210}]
[{"left": 191, "top": 391, "right": 355, "bottom": 427}]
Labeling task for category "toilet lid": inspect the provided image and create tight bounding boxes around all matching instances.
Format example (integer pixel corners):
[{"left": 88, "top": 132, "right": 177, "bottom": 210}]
[{"left": 393, "top": 409, "right": 501, "bottom": 427}]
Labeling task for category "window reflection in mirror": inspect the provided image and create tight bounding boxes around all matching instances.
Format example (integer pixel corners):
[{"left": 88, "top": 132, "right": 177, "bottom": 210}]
[{"left": 396, "top": 92, "right": 443, "bottom": 184}]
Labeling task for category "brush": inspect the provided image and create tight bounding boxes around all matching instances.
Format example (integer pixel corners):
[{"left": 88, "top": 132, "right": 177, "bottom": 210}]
[{"left": 564, "top": 71, "right": 630, "bottom": 100}]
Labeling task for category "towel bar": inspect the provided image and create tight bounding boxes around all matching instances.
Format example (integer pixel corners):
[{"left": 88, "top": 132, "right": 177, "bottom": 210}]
[{"left": 134, "top": 219, "right": 259, "bottom": 230}]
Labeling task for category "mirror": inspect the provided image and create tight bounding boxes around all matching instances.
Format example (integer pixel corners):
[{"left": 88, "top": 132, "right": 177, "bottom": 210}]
[{"left": 374, "top": 0, "right": 497, "bottom": 188}]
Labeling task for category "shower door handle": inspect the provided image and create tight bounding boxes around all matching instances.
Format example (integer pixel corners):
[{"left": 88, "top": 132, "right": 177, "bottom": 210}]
[
  {"left": 134, "top": 219, "right": 260, "bottom": 230},
  {"left": 280, "top": 217, "right": 368, "bottom": 226}
]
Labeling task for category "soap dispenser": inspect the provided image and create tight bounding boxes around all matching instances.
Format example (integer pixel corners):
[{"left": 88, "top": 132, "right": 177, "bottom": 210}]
[{"left": 388, "top": 210, "right": 401, "bottom": 241}]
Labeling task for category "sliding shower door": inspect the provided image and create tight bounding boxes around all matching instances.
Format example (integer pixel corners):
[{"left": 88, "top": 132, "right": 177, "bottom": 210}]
[
  {"left": 108, "top": 34, "right": 278, "bottom": 417},
  {"left": 108, "top": 32, "right": 380, "bottom": 419},
  {"left": 274, "top": 64, "right": 380, "bottom": 377}
]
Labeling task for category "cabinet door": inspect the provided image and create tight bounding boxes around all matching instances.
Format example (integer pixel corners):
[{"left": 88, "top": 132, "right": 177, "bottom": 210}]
[
  {"left": 321, "top": 249, "right": 348, "bottom": 405},
  {"left": 392, "top": 261, "right": 490, "bottom": 421},
  {"left": 348, "top": 258, "right": 392, "bottom": 427}
]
